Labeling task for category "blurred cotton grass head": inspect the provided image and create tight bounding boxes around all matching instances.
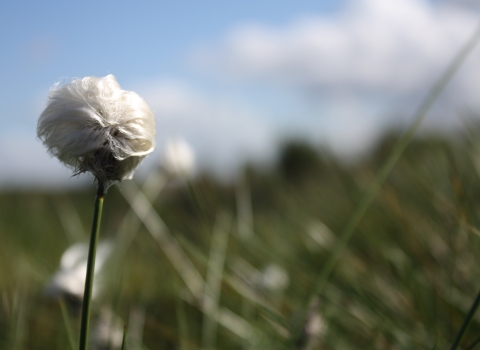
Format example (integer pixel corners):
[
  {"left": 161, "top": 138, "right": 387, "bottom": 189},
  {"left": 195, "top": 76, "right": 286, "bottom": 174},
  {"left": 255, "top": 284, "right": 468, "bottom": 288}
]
[
  {"left": 37, "top": 74, "right": 156, "bottom": 190},
  {"left": 45, "top": 241, "right": 113, "bottom": 302},
  {"left": 162, "top": 137, "right": 195, "bottom": 178}
]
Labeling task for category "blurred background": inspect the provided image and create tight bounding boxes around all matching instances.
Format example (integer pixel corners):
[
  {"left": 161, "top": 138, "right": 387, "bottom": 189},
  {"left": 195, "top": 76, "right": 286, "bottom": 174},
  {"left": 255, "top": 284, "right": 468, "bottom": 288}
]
[{"left": 4, "top": 0, "right": 480, "bottom": 349}]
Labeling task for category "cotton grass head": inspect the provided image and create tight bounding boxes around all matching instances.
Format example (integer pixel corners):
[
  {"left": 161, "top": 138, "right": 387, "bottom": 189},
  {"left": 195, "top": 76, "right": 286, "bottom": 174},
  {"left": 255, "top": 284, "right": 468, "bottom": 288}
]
[
  {"left": 37, "top": 74, "right": 156, "bottom": 190},
  {"left": 45, "top": 241, "right": 113, "bottom": 301}
]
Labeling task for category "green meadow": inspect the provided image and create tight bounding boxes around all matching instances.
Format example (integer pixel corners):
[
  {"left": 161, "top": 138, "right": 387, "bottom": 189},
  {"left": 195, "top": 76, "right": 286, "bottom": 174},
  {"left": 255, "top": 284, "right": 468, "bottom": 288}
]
[{"left": 2, "top": 130, "right": 480, "bottom": 349}]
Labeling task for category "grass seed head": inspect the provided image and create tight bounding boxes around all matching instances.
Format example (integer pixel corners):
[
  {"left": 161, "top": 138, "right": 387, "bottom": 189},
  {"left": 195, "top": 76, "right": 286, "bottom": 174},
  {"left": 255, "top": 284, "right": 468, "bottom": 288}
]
[{"left": 37, "top": 74, "right": 156, "bottom": 189}]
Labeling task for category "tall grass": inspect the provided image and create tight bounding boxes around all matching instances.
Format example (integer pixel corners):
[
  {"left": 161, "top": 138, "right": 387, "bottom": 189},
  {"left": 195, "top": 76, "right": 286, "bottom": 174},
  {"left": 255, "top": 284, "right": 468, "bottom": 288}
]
[{"left": 3, "top": 128, "right": 480, "bottom": 348}]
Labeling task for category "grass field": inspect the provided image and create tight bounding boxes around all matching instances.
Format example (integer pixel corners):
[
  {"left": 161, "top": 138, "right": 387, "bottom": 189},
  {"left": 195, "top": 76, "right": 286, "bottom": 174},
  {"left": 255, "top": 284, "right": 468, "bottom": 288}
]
[{"left": 2, "top": 130, "right": 480, "bottom": 349}]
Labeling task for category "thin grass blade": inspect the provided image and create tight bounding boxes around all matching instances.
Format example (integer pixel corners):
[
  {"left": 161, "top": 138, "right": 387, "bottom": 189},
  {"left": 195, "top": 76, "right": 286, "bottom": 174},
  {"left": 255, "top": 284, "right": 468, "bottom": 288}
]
[{"left": 202, "top": 212, "right": 232, "bottom": 350}]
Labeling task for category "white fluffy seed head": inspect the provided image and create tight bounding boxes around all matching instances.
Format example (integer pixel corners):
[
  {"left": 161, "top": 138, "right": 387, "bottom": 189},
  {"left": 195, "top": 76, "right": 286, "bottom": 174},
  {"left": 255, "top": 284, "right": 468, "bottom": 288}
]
[
  {"left": 37, "top": 74, "right": 156, "bottom": 190},
  {"left": 162, "top": 137, "right": 196, "bottom": 178}
]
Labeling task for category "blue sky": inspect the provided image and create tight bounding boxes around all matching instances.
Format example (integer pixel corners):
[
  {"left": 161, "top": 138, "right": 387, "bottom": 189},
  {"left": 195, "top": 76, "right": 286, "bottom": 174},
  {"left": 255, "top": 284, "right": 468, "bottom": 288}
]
[
  {"left": 1, "top": 0, "right": 479, "bottom": 188},
  {"left": 0, "top": 1, "right": 342, "bottom": 89}
]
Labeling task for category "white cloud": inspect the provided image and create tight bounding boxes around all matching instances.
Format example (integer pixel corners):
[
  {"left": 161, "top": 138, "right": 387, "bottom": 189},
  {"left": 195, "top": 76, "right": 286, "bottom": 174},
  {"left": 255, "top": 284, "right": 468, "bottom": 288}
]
[
  {"left": 137, "top": 81, "right": 276, "bottom": 177},
  {"left": 193, "top": 0, "right": 479, "bottom": 97},
  {"left": 188, "top": 0, "right": 480, "bottom": 161}
]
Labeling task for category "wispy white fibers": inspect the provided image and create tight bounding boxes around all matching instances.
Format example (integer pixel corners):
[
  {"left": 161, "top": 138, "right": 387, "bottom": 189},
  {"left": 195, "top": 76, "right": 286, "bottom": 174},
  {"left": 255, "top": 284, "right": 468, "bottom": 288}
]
[{"left": 37, "top": 75, "right": 156, "bottom": 189}]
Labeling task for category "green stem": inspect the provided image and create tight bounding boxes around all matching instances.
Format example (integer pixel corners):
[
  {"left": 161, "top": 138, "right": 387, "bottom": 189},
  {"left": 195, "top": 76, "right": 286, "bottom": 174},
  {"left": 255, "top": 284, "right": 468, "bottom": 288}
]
[
  {"left": 79, "top": 183, "right": 105, "bottom": 350},
  {"left": 121, "top": 324, "right": 127, "bottom": 350},
  {"left": 450, "top": 289, "right": 480, "bottom": 350}
]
